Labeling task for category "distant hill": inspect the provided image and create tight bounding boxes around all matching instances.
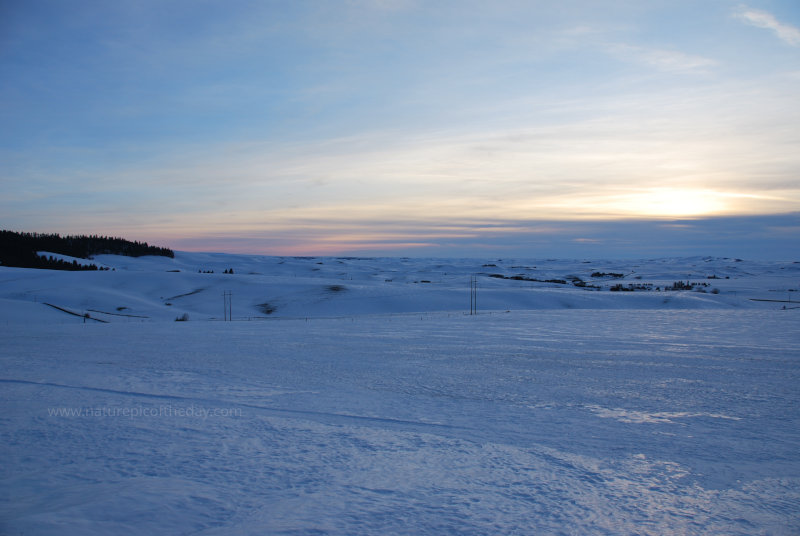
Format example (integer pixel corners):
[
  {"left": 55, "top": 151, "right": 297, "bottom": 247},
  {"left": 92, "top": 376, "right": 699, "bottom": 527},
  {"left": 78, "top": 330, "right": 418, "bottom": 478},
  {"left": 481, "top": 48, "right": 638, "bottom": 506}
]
[{"left": 0, "top": 230, "right": 174, "bottom": 270}]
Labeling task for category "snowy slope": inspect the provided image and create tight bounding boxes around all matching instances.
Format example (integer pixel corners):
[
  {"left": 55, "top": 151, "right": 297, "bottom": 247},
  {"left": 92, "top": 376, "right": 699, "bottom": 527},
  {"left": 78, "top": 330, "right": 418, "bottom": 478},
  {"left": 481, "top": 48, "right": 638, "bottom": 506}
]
[
  {"left": 0, "top": 252, "right": 798, "bottom": 324},
  {"left": 1, "top": 311, "right": 798, "bottom": 534}
]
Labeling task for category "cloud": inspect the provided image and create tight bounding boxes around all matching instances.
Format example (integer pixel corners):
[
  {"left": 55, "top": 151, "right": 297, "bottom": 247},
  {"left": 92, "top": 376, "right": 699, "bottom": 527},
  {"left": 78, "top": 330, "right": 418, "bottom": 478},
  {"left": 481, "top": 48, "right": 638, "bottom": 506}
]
[
  {"left": 160, "top": 213, "right": 800, "bottom": 260},
  {"left": 735, "top": 7, "right": 800, "bottom": 46},
  {"left": 6, "top": 79, "right": 798, "bottom": 239},
  {"left": 608, "top": 43, "right": 716, "bottom": 73}
]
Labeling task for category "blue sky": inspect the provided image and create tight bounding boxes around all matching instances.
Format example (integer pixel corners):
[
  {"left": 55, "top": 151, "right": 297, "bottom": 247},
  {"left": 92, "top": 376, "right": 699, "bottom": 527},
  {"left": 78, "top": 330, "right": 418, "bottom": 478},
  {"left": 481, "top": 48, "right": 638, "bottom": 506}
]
[{"left": 1, "top": 0, "right": 799, "bottom": 258}]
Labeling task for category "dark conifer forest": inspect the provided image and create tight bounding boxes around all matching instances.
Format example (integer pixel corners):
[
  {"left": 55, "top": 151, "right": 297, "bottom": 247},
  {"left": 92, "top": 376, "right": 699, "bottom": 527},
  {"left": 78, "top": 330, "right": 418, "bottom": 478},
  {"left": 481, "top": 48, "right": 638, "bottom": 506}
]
[{"left": 0, "top": 231, "right": 174, "bottom": 270}]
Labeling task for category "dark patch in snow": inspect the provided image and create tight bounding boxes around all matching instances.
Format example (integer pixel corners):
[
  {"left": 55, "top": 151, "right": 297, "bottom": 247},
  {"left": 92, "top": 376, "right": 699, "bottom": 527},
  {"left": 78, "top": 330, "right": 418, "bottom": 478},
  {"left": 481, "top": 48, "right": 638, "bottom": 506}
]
[
  {"left": 165, "top": 288, "right": 206, "bottom": 301},
  {"left": 257, "top": 303, "right": 276, "bottom": 315}
]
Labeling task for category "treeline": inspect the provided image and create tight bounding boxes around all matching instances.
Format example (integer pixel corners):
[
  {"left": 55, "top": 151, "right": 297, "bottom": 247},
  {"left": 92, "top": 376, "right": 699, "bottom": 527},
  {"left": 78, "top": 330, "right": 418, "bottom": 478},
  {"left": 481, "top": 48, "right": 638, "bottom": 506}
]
[{"left": 0, "top": 230, "right": 174, "bottom": 270}]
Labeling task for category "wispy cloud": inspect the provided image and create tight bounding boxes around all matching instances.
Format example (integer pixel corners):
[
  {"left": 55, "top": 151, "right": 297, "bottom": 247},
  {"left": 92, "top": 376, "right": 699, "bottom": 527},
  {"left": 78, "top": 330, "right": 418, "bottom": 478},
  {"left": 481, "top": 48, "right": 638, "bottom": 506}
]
[
  {"left": 735, "top": 6, "right": 800, "bottom": 46},
  {"left": 5, "top": 76, "right": 798, "bottom": 240},
  {"left": 3, "top": 1, "right": 799, "bottom": 259},
  {"left": 160, "top": 214, "right": 800, "bottom": 259},
  {"left": 608, "top": 43, "right": 716, "bottom": 73}
]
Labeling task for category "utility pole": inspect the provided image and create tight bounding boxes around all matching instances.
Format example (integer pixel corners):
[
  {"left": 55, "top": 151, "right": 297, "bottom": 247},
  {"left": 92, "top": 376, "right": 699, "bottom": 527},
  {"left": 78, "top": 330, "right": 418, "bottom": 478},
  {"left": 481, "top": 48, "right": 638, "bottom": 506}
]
[
  {"left": 223, "top": 291, "right": 232, "bottom": 321},
  {"left": 469, "top": 276, "right": 477, "bottom": 315}
]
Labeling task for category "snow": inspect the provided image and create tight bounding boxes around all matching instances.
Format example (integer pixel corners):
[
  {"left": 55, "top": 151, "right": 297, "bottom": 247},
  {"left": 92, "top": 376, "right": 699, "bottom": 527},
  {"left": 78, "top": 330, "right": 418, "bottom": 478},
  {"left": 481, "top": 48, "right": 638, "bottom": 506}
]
[
  {"left": 1, "top": 253, "right": 799, "bottom": 534},
  {"left": 1, "top": 253, "right": 798, "bottom": 324}
]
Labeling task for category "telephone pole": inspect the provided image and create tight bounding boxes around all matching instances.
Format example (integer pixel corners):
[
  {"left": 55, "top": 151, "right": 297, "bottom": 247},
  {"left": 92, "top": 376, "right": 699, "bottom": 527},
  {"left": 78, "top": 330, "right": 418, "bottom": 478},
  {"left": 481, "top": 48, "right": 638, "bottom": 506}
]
[
  {"left": 223, "top": 291, "right": 232, "bottom": 321},
  {"left": 469, "top": 276, "right": 477, "bottom": 315}
]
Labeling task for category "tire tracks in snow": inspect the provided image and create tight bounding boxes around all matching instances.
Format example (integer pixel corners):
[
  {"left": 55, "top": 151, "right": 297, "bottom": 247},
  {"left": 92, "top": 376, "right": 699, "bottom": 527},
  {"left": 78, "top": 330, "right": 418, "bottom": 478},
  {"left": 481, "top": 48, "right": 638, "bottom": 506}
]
[{"left": 0, "top": 378, "right": 471, "bottom": 434}]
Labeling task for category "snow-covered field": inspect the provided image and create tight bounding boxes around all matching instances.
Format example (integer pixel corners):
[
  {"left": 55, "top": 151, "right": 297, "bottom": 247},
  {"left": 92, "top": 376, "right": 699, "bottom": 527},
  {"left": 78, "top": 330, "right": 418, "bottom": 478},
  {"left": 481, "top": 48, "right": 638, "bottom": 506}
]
[
  {"left": 0, "top": 253, "right": 798, "bottom": 323},
  {"left": 1, "top": 253, "right": 799, "bottom": 534}
]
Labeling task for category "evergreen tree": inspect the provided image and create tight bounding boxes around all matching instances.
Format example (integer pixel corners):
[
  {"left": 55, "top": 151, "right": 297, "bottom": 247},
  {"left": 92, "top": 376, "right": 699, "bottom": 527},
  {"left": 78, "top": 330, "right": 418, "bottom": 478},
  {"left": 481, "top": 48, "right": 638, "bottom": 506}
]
[{"left": 0, "top": 230, "right": 175, "bottom": 271}]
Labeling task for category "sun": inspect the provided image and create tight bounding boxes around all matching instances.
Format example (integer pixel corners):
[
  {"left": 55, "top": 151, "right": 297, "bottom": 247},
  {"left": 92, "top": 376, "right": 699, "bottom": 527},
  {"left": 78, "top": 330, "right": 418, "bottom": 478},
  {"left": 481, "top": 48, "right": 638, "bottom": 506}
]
[{"left": 610, "top": 188, "right": 728, "bottom": 218}]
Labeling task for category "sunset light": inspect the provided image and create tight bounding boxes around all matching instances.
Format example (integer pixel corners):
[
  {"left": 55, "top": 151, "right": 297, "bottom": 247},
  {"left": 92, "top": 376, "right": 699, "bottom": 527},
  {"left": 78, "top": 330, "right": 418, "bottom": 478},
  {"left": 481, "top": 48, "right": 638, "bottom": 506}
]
[
  {"left": 1, "top": 1, "right": 798, "bottom": 257},
  {"left": 602, "top": 189, "right": 732, "bottom": 218}
]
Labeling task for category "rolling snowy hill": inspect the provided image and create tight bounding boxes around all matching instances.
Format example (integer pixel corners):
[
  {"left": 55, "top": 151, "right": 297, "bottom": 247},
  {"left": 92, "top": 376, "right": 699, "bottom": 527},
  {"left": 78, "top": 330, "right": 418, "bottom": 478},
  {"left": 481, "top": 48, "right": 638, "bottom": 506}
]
[
  {"left": 1, "top": 253, "right": 798, "bottom": 534},
  {"left": 1, "top": 252, "right": 798, "bottom": 324}
]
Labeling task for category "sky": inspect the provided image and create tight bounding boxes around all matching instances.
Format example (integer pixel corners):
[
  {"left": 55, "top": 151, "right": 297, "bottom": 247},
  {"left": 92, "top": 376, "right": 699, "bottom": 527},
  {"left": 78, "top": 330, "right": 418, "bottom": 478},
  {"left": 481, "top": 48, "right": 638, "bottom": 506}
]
[{"left": 1, "top": 0, "right": 799, "bottom": 259}]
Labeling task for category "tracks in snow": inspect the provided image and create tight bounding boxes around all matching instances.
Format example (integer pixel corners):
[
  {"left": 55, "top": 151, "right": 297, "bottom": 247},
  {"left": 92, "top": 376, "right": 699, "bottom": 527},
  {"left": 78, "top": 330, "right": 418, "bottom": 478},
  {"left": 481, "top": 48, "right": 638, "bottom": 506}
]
[{"left": 0, "top": 378, "right": 469, "bottom": 434}]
